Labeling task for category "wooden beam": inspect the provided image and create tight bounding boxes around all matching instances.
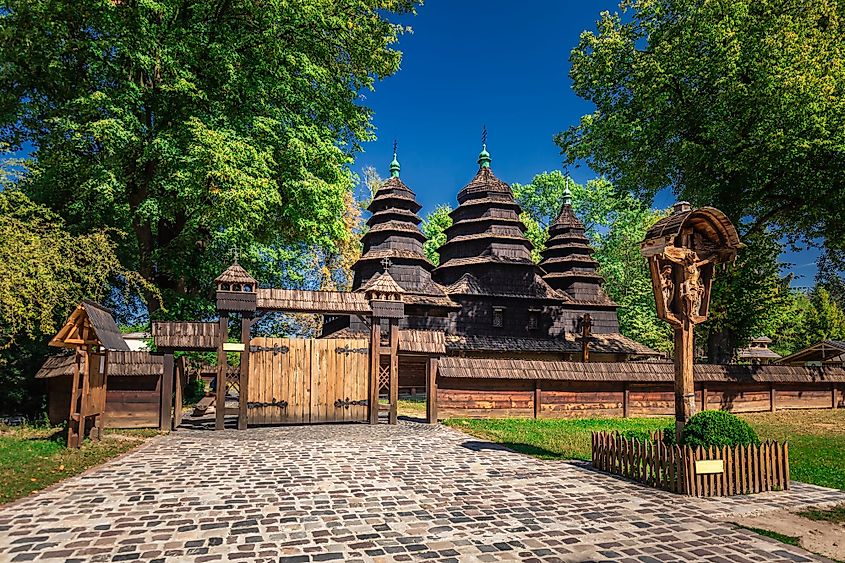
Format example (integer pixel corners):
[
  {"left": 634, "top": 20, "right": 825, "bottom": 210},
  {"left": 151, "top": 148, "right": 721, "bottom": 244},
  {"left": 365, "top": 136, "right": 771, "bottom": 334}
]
[
  {"left": 77, "top": 349, "right": 91, "bottom": 448},
  {"left": 94, "top": 352, "right": 109, "bottom": 441},
  {"left": 368, "top": 318, "right": 380, "bottom": 424},
  {"left": 238, "top": 316, "right": 252, "bottom": 430},
  {"left": 533, "top": 380, "right": 542, "bottom": 419},
  {"left": 674, "top": 321, "right": 696, "bottom": 443},
  {"left": 770, "top": 383, "right": 777, "bottom": 412},
  {"left": 388, "top": 319, "right": 399, "bottom": 425},
  {"left": 426, "top": 356, "right": 438, "bottom": 424},
  {"left": 67, "top": 351, "right": 82, "bottom": 448},
  {"left": 215, "top": 313, "right": 229, "bottom": 431},
  {"left": 160, "top": 352, "right": 174, "bottom": 432},
  {"left": 701, "top": 384, "right": 708, "bottom": 411},
  {"left": 623, "top": 382, "right": 630, "bottom": 418},
  {"left": 173, "top": 357, "right": 184, "bottom": 429}
]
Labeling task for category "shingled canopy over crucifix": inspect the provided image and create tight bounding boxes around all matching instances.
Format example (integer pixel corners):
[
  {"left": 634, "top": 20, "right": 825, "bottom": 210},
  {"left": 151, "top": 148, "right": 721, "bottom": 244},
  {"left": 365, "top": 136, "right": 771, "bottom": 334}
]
[{"left": 641, "top": 202, "right": 741, "bottom": 441}]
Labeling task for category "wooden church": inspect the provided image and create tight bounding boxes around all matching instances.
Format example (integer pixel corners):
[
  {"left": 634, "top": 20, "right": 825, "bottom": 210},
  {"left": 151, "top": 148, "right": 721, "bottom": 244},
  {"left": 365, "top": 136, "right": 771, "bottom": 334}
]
[{"left": 324, "top": 144, "right": 660, "bottom": 392}]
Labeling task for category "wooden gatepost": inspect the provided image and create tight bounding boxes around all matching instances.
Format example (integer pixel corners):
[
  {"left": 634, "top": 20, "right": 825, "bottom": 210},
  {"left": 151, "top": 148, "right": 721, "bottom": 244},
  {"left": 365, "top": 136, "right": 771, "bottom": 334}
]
[
  {"left": 49, "top": 300, "right": 130, "bottom": 448},
  {"left": 362, "top": 272, "right": 405, "bottom": 425}
]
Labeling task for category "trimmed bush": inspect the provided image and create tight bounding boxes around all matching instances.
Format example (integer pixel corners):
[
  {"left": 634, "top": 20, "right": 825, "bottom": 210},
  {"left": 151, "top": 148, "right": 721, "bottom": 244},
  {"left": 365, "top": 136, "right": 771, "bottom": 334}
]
[
  {"left": 661, "top": 426, "right": 677, "bottom": 446},
  {"left": 682, "top": 410, "right": 760, "bottom": 448}
]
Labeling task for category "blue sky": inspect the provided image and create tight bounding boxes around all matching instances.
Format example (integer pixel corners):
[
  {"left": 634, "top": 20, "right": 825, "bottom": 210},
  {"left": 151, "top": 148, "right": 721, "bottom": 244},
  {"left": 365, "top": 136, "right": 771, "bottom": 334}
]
[{"left": 358, "top": 1, "right": 820, "bottom": 285}]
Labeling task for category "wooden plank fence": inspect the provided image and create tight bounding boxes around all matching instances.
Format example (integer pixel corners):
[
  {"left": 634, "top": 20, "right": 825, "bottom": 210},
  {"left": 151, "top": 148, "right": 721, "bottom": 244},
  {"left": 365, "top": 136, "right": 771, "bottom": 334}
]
[{"left": 591, "top": 431, "right": 789, "bottom": 497}]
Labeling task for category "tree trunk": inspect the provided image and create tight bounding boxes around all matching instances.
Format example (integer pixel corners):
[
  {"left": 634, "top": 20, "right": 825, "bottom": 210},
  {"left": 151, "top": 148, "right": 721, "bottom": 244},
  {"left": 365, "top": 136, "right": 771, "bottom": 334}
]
[{"left": 706, "top": 328, "right": 734, "bottom": 364}]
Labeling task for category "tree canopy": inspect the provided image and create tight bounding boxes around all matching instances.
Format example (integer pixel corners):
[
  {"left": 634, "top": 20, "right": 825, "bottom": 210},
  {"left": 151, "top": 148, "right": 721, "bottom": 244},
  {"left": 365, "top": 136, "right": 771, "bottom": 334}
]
[
  {"left": 421, "top": 204, "right": 452, "bottom": 266},
  {"left": 0, "top": 0, "right": 419, "bottom": 318},
  {"left": 0, "top": 190, "right": 149, "bottom": 413},
  {"left": 559, "top": 0, "right": 845, "bottom": 249}
]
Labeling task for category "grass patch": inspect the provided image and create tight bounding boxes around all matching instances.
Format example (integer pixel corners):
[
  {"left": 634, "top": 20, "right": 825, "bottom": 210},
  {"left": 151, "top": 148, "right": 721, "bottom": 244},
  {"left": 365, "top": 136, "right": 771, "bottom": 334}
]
[
  {"left": 444, "top": 417, "right": 669, "bottom": 460},
  {"left": 0, "top": 425, "right": 158, "bottom": 505},
  {"left": 736, "top": 525, "right": 801, "bottom": 547},
  {"left": 398, "top": 397, "right": 426, "bottom": 416},
  {"left": 797, "top": 503, "right": 845, "bottom": 524},
  {"left": 741, "top": 410, "right": 845, "bottom": 490},
  {"left": 445, "top": 410, "right": 845, "bottom": 489}
]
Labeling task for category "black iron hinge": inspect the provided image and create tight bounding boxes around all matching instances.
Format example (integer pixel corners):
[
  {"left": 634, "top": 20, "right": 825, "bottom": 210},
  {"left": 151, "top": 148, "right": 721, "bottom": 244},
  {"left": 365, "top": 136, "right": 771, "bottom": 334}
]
[
  {"left": 249, "top": 345, "right": 290, "bottom": 355},
  {"left": 335, "top": 346, "right": 369, "bottom": 355},
  {"left": 247, "top": 399, "right": 289, "bottom": 409},
  {"left": 334, "top": 398, "right": 369, "bottom": 409}
]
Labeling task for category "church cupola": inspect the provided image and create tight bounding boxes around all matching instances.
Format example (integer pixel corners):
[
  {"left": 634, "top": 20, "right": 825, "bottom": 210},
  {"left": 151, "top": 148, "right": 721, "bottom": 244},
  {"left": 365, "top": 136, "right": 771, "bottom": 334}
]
[
  {"left": 539, "top": 188, "right": 613, "bottom": 305},
  {"left": 351, "top": 149, "right": 456, "bottom": 310}
]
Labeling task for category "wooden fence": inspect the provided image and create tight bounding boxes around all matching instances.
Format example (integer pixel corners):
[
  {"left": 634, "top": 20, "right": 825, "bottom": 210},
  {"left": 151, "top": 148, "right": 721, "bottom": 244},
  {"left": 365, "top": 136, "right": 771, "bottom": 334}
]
[{"left": 591, "top": 431, "right": 790, "bottom": 497}]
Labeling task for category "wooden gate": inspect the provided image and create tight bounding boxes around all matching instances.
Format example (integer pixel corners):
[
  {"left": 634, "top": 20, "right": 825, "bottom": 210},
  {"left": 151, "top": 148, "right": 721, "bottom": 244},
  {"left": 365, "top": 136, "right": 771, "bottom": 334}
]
[{"left": 247, "top": 337, "right": 369, "bottom": 425}]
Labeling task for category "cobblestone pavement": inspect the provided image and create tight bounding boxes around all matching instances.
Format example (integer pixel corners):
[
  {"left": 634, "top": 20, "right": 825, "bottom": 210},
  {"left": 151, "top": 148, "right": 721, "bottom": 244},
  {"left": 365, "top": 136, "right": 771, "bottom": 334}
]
[{"left": 1, "top": 422, "right": 844, "bottom": 563}]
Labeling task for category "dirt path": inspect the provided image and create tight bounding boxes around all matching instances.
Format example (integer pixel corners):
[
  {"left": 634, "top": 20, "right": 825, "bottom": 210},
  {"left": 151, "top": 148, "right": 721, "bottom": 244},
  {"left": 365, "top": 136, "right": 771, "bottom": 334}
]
[{"left": 734, "top": 508, "right": 845, "bottom": 561}]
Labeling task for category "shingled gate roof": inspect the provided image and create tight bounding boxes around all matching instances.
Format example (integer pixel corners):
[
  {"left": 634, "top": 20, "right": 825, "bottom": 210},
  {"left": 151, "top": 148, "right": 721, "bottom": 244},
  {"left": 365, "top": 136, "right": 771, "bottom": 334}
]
[
  {"left": 256, "top": 288, "right": 371, "bottom": 314},
  {"left": 36, "top": 351, "right": 164, "bottom": 379},
  {"left": 323, "top": 327, "right": 446, "bottom": 355},
  {"left": 215, "top": 262, "right": 257, "bottom": 285},
  {"left": 49, "top": 300, "right": 130, "bottom": 351},
  {"left": 152, "top": 321, "right": 220, "bottom": 351}
]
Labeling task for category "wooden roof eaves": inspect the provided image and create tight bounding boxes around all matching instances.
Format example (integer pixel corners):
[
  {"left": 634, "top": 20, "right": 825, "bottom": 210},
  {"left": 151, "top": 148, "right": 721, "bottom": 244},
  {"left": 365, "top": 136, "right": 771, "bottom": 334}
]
[{"left": 778, "top": 340, "right": 845, "bottom": 364}]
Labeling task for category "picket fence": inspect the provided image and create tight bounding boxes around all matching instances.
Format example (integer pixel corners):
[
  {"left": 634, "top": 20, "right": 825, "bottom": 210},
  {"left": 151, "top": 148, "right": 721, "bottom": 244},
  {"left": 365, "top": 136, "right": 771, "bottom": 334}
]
[{"left": 591, "top": 431, "right": 790, "bottom": 497}]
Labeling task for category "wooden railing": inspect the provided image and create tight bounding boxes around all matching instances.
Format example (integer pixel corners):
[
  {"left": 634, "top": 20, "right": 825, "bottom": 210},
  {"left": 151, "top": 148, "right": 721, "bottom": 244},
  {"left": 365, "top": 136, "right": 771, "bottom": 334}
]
[{"left": 591, "top": 431, "right": 790, "bottom": 497}]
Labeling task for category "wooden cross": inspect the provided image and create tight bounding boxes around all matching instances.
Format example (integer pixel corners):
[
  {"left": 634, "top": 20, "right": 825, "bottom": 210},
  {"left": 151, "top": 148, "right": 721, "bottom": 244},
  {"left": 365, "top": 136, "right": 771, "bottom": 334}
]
[{"left": 381, "top": 257, "right": 392, "bottom": 271}]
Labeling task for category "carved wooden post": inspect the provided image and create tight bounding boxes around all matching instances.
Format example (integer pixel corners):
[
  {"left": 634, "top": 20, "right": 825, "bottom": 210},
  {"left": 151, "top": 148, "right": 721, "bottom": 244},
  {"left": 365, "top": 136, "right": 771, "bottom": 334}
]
[
  {"left": 215, "top": 313, "right": 229, "bottom": 431},
  {"left": 426, "top": 356, "right": 438, "bottom": 424},
  {"left": 214, "top": 260, "right": 258, "bottom": 431},
  {"left": 363, "top": 270, "right": 405, "bottom": 425},
  {"left": 161, "top": 352, "right": 175, "bottom": 431},
  {"left": 238, "top": 315, "right": 253, "bottom": 430},
  {"left": 369, "top": 317, "right": 381, "bottom": 424},
  {"left": 641, "top": 202, "right": 741, "bottom": 444},
  {"left": 388, "top": 319, "right": 399, "bottom": 425}
]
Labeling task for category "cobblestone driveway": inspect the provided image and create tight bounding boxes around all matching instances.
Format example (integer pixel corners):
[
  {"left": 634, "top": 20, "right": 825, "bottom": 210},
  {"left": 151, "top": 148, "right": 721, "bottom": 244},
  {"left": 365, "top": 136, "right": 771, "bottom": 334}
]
[{"left": 1, "top": 422, "right": 843, "bottom": 562}]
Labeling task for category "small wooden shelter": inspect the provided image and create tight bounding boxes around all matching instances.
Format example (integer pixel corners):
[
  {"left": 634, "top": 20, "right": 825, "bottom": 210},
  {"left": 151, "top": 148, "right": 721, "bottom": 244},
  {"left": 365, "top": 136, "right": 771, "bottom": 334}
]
[
  {"left": 780, "top": 340, "right": 845, "bottom": 367},
  {"left": 48, "top": 300, "right": 129, "bottom": 447}
]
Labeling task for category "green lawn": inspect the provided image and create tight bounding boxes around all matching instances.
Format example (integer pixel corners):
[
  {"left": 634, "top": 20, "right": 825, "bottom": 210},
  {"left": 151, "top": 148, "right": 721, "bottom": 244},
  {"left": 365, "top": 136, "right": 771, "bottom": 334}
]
[
  {"left": 444, "top": 409, "right": 845, "bottom": 490},
  {"left": 0, "top": 426, "right": 158, "bottom": 504}
]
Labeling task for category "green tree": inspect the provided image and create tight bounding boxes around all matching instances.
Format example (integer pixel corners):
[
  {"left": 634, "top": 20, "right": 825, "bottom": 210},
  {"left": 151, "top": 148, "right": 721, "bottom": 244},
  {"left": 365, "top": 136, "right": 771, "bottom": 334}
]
[
  {"left": 699, "top": 232, "right": 796, "bottom": 362},
  {"left": 560, "top": 0, "right": 845, "bottom": 248},
  {"left": 816, "top": 249, "right": 845, "bottom": 308},
  {"left": 801, "top": 286, "right": 845, "bottom": 347},
  {"left": 513, "top": 172, "right": 673, "bottom": 353},
  {"left": 421, "top": 204, "right": 452, "bottom": 266},
  {"left": 0, "top": 0, "right": 419, "bottom": 317},
  {"left": 0, "top": 190, "right": 150, "bottom": 414}
]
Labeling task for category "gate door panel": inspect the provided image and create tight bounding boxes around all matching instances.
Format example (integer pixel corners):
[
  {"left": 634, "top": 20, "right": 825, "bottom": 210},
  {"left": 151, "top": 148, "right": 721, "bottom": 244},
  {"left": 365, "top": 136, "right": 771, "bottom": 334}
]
[
  {"left": 325, "top": 339, "right": 369, "bottom": 423},
  {"left": 248, "top": 337, "right": 368, "bottom": 425}
]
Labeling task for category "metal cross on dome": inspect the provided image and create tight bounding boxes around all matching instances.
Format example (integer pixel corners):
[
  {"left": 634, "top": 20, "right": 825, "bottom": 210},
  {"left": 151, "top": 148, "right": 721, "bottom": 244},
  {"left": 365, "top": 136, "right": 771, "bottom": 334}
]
[{"left": 381, "top": 257, "right": 392, "bottom": 271}]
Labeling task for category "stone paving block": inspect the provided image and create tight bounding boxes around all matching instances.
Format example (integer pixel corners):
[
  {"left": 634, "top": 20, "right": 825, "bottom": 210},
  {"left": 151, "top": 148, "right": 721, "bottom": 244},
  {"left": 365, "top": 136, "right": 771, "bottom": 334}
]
[{"left": 0, "top": 422, "right": 842, "bottom": 562}]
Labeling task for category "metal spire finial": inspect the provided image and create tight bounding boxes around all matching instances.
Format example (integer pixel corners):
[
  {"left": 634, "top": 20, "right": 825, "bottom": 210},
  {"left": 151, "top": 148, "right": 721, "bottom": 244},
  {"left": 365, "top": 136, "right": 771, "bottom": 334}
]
[
  {"left": 478, "top": 125, "right": 491, "bottom": 169},
  {"left": 389, "top": 139, "right": 400, "bottom": 178}
]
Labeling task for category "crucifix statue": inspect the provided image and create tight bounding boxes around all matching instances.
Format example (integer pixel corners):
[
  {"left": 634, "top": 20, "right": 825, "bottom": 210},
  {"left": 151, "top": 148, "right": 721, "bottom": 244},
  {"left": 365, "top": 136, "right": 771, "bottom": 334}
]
[{"left": 641, "top": 202, "right": 741, "bottom": 442}]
